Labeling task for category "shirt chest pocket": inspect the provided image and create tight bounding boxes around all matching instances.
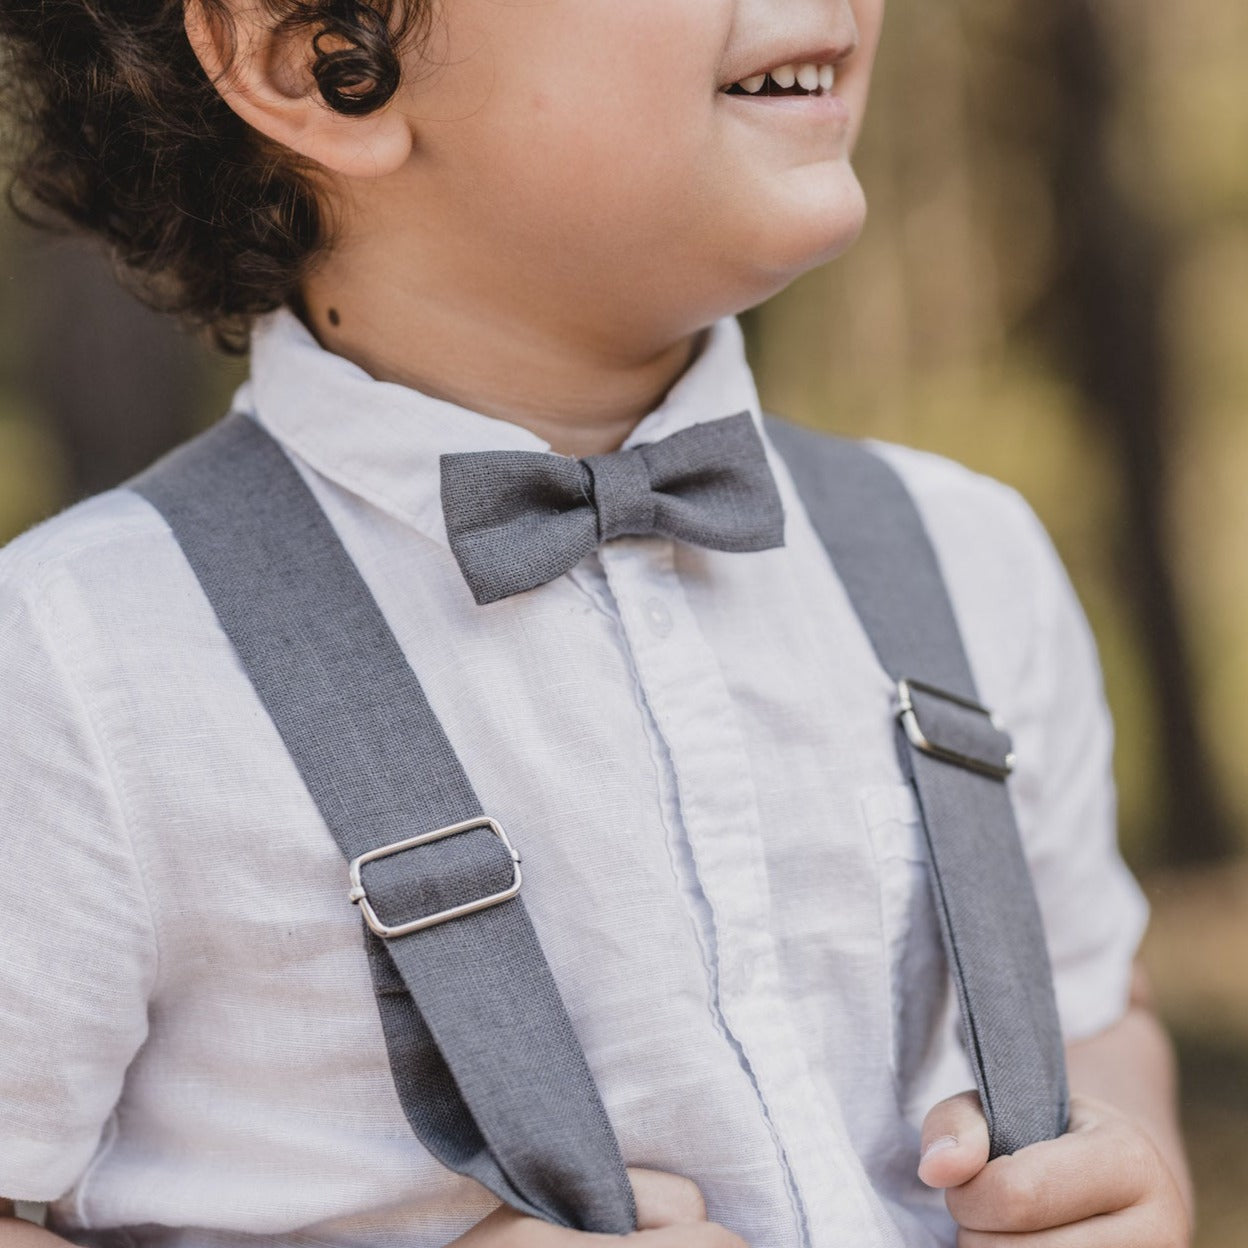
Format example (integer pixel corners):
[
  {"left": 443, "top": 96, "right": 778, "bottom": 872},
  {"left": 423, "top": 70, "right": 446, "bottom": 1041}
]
[{"left": 860, "top": 783, "right": 970, "bottom": 1123}]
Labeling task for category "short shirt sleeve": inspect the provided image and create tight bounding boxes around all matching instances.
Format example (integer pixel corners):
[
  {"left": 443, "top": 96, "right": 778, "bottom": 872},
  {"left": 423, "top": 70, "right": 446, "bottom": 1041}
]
[
  {"left": 1003, "top": 499, "right": 1151, "bottom": 1042},
  {"left": 0, "top": 569, "right": 158, "bottom": 1201}
]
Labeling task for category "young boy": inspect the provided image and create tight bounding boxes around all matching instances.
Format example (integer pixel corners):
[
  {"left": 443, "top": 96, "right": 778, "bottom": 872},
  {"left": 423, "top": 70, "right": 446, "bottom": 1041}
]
[{"left": 0, "top": 0, "right": 1193, "bottom": 1245}]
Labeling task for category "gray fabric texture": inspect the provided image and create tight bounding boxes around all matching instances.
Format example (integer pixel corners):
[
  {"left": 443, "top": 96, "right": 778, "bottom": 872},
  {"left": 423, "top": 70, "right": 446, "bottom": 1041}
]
[
  {"left": 765, "top": 414, "right": 1070, "bottom": 1159},
  {"left": 128, "top": 413, "right": 637, "bottom": 1234},
  {"left": 439, "top": 410, "right": 785, "bottom": 604}
]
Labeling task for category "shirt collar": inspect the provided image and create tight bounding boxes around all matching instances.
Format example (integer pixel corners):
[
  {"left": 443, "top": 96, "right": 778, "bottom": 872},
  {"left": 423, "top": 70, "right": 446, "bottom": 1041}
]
[{"left": 237, "top": 303, "right": 766, "bottom": 547}]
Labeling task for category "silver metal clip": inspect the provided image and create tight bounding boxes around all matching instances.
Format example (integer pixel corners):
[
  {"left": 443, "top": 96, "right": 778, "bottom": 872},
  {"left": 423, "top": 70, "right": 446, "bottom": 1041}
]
[
  {"left": 896, "top": 678, "right": 1015, "bottom": 780},
  {"left": 348, "top": 816, "right": 523, "bottom": 938}
]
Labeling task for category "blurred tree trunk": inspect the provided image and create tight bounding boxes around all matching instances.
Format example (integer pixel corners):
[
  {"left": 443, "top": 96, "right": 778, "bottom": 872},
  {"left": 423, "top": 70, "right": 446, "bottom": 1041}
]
[
  {"left": 1025, "top": 0, "right": 1237, "bottom": 865},
  {"left": 12, "top": 230, "right": 203, "bottom": 499}
]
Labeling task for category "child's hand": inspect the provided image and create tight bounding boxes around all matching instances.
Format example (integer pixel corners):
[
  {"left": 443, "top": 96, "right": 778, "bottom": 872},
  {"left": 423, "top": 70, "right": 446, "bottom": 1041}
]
[
  {"left": 449, "top": 1169, "right": 749, "bottom": 1248},
  {"left": 917, "top": 1090, "right": 1190, "bottom": 1245}
]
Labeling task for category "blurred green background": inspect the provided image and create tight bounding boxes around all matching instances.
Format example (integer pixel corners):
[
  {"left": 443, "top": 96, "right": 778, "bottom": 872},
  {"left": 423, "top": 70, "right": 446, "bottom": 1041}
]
[{"left": 1, "top": 0, "right": 1245, "bottom": 1240}]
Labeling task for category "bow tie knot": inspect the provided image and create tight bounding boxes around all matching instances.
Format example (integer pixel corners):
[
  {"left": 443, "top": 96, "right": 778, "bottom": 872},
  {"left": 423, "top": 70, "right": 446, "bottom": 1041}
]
[
  {"left": 440, "top": 411, "right": 785, "bottom": 605},
  {"left": 585, "top": 446, "right": 659, "bottom": 542}
]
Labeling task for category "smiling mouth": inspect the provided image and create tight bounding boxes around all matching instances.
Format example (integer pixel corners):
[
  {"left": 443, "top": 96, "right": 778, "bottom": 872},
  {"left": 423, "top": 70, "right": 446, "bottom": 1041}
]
[{"left": 722, "top": 63, "right": 837, "bottom": 98}]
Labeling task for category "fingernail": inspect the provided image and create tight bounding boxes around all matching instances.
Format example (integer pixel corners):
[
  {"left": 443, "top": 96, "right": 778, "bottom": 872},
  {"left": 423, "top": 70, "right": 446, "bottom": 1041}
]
[{"left": 920, "top": 1135, "right": 958, "bottom": 1164}]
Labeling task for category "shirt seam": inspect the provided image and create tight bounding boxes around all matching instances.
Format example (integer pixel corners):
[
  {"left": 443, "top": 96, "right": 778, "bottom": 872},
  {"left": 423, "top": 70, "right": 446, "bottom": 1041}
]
[
  {"left": 0, "top": 512, "right": 164, "bottom": 594},
  {"left": 570, "top": 560, "right": 728, "bottom": 989},
  {"left": 65, "top": 1109, "right": 121, "bottom": 1228},
  {"left": 28, "top": 577, "right": 164, "bottom": 1010}
]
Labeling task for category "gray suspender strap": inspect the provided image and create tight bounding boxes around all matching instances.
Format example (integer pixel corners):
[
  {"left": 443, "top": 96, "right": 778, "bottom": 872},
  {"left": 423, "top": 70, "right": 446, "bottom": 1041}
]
[
  {"left": 128, "top": 412, "right": 637, "bottom": 1234},
  {"left": 765, "top": 415, "right": 1070, "bottom": 1158}
]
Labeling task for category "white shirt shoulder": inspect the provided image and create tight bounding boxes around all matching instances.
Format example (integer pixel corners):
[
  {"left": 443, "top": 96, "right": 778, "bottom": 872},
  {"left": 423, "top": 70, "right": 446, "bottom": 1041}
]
[{"left": 0, "top": 487, "right": 181, "bottom": 611}]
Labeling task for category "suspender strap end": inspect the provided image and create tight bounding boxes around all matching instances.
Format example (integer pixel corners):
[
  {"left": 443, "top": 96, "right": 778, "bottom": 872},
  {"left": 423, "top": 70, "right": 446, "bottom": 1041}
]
[
  {"left": 896, "top": 678, "right": 1015, "bottom": 780},
  {"left": 349, "top": 816, "right": 523, "bottom": 938}
]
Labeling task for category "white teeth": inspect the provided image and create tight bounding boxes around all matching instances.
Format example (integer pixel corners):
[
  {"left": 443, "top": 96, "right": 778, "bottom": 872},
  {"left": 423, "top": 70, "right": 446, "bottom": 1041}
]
[
  {"left": 727, "top": 61, "right": 837, "bottom": 95},
  {"left": 796, "top": 63, "right": 820, "bottom": 91}
]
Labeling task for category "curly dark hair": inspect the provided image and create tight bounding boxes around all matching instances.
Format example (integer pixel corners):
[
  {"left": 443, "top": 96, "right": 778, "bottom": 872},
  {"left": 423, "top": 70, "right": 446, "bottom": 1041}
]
[{"left": 0, "top": 0, "right": 430, "bottom": 351}]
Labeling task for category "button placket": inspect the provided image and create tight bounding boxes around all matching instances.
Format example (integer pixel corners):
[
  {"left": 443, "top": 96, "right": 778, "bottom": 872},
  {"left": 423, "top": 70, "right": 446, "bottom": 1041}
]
[
  {"left": 597, "top": 538, "right": 898, "bottom": 1248},
  {"left": 598, "top": 540, "right": 830, "bottom": 1247}
]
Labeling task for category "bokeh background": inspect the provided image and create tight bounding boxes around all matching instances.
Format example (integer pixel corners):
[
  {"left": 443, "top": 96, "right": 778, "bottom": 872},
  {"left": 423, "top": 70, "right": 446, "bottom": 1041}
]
[{"left": 1, "top": 0, "right": 1245, "bottom": 1241}]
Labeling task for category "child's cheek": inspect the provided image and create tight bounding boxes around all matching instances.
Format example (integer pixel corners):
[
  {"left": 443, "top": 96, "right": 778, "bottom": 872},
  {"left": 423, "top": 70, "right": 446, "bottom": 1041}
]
[
  {"left": 474, "top": 0, "right": 723, "bottom": 196},
  {"left": 477, "top": 73, "right": 713, "bottom": 233}
]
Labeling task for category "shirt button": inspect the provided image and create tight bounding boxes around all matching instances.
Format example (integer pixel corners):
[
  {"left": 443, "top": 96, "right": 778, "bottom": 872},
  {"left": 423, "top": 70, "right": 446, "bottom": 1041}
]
[{"left": 643, "top": 596, "right": 674, "bottom": 638}]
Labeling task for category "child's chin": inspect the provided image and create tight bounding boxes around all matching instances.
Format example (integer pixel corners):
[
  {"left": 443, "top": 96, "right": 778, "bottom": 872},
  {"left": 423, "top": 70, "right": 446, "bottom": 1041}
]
[{"left": 747, "top": 176, "right": 868, "bottom": 289}]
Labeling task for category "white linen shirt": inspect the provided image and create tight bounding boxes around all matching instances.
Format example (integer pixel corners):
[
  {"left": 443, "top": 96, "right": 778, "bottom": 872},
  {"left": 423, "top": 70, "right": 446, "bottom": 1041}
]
[{"left": 0, "top": 306, "right": 1149, "bottom": 1248}]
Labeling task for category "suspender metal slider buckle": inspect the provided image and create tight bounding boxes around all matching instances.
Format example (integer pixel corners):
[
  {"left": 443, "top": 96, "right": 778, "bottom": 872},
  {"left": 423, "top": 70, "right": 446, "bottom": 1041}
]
[
  {"left": 896, "top": 678, "right": 1015, "bottom": 780},
  {"left": 348, "top": 816, "right": 524, "bottom": 938}
]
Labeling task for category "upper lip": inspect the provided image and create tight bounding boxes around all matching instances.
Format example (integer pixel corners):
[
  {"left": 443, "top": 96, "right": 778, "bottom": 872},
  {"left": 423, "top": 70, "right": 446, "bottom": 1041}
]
[{"left": 721, "top": 40, "right": 856, "bottom": 88}]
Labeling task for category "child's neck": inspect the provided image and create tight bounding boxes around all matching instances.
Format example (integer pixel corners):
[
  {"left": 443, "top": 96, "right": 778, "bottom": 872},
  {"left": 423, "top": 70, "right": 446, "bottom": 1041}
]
[{"left": 296, "top": 281, "right": 706, "bottom": 458}]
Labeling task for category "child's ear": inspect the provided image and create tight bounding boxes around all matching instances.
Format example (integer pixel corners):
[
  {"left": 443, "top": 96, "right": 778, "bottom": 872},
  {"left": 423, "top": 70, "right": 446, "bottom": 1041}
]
[{"left": 182, "top": 0, "right": 413, "bottom": 177}]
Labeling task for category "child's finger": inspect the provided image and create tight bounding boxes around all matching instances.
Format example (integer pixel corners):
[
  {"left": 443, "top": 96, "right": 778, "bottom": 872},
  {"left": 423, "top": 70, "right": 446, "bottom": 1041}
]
[
  {"left": 630, "top": 1221, "right": 750, "bottom": 1248},
  {"left": 454, "top": 1186, "right": 725, "bottom": 1248},
  {"left": 954, "top": 1207, "right": 1139, "bottom": 1248},
  {"left": 916, "top": 1089, "right": 990, "bottom": 1189},
  {"left": 945, "top": 1110, "right": 1157, "bottom": 1233},
  {"left": 627, "top": 1168, "right": 710, "bottom": 1229}
]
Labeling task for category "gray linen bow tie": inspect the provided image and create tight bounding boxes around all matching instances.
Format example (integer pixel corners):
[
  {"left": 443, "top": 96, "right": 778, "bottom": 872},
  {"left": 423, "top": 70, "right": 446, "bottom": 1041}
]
[{"left": 439, "top": 411, "right": 786, "bottom": 605}]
